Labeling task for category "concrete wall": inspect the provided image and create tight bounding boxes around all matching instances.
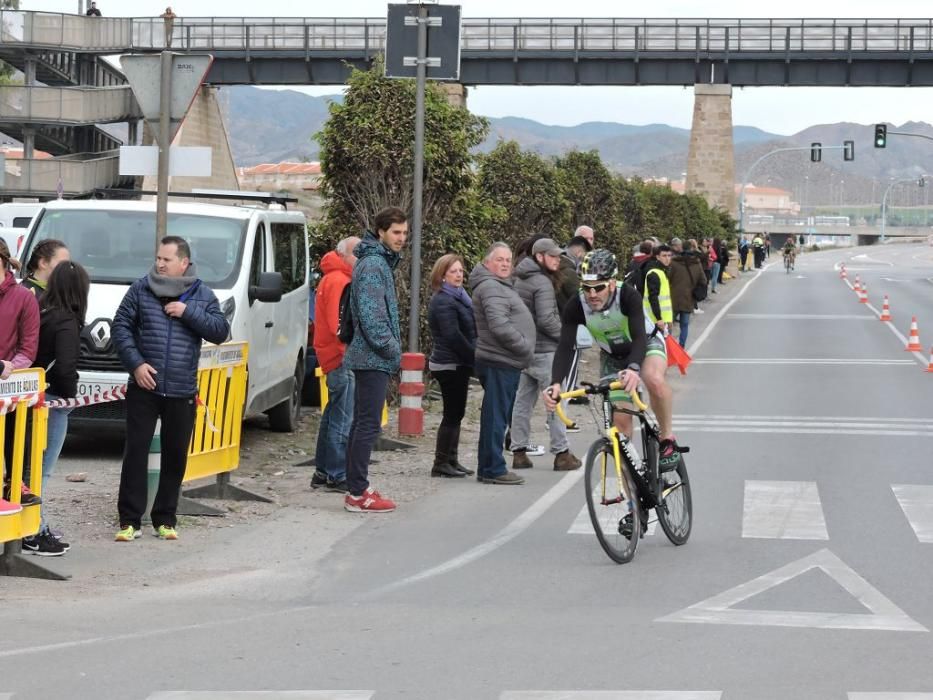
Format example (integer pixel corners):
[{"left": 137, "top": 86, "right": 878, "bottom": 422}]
[{"left": 686, "top": 84, "right": 736, "bottom": 216}]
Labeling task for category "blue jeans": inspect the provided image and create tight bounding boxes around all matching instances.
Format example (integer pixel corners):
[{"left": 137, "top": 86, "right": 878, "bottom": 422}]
[
  {"left": 43, "top": 395, "right": 74, "bottom": 482},
  {"left": 313, "top": 364, "right": 354, "bottom": 481},
  {"left": 475, "top": 362, "right": 521, "bottom": 479},
  {"left": 710, "top": 262, "right": 721, "bottom": 292},
  {"left": 677, "top": 311, "right": 691, "bottom": 348}
]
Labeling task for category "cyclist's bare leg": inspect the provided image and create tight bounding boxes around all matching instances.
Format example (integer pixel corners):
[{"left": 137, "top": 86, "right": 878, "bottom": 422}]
[
  {"left": 642, "top": 354, "right": 673, "bottom": 440},
  {"left": 613, "top": 410, "right": 633, "bottom": 439}
]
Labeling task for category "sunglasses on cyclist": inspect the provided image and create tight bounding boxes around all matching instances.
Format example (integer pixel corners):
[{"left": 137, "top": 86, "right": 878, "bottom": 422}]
[{"left": 581, "top": 282, "right": 609, "bottom": 294}]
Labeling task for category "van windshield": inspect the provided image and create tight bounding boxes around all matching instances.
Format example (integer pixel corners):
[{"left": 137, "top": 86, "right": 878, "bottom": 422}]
[{"left": 27, "top": 209, "right": 247, "bottom": 287}]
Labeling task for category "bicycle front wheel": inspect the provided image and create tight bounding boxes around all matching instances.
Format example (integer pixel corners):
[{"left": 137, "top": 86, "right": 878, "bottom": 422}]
[
  {"left": 656, "top": 452, "right": 693, "bottom": 546},
  {"left": 584, "top": 438, "right": 640, "bottom": 564}
]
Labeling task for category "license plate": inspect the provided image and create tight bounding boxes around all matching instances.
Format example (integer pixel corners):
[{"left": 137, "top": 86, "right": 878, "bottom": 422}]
[{"left": 76, "top": 381, "right": 123, "bottom": 398}]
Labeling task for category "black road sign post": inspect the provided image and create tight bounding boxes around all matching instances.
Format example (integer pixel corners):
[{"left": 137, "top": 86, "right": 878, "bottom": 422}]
[{"left": 386, "top": 3, "right": 461, "bottom": 353}]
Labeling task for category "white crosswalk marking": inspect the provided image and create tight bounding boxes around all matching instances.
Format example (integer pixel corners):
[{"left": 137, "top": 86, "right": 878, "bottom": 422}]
[
  {"left": 568, "top": 503, "right": 656, "bottom": 536},
  {"left": 147, "top": 693, "right": 374, "bottom": 699},
  {"left": 501, "top": 692, "right": 722, "bottom": 699},
  {"left": 892, "top": 485, "right": 933, "bottom": 543},
  {"left": 742, "top": 480, "right": 829, "bottom": 540}
]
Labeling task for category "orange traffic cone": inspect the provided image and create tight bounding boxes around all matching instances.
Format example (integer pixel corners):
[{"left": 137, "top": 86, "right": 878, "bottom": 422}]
[
  {"left": 926, "top": 347, "right": 933, "bottom": 373},
  {"left": 879, "top": 295, "right": 892, "bottom": 321},
  {"left": 859, "top": 285, "right": 869, "bottom": 303},
  {"left": 853, "top": 275, "right": 861, "bottom": 293},
  {"left": 906, "top": 316, "right": 923, "bottom": 352}
]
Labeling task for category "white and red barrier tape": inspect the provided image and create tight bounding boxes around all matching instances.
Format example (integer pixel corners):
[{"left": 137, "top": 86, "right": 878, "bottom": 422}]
[
  {"left": 0, "top": 392, "right": 43, "bottom": 416},
  {"left": 22, "top": 384, "right": 219, "bottom": 433}
]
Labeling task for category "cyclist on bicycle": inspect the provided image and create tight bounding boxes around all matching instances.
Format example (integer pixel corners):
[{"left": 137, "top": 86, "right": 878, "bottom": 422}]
[
  {"left": 782, "top": 237, "right": 797, "bottom": 270},
  {"left": 543, "top": 249, "right": 656, "bottom": 442}
]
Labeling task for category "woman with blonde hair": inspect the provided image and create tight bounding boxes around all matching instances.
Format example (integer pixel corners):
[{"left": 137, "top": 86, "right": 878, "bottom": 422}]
[{"left": 427, "top": 253, "right": 476, "bottom": 477}]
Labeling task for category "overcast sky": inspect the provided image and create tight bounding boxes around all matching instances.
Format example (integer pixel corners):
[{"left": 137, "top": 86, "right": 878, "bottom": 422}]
[{"left": 27, "top": 0, "right": 933, "bottom": 134}]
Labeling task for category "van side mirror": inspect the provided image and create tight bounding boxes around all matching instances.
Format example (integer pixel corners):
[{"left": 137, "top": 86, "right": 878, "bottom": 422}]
[{"left": 249, "top": 271, "right": 283, "bottom": 304}]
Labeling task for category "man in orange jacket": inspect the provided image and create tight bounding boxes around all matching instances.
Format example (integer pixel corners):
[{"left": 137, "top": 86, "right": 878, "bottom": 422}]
[{"left": 311, "top": 236, "right": 359, "bottom": 493}]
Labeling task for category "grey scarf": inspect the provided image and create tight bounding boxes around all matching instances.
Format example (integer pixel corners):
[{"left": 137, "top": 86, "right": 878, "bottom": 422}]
[{"left": 147, "top": 262, "right": 199, "bottom": 299}]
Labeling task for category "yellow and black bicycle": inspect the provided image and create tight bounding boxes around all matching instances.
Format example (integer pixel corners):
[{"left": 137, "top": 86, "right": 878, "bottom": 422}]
[{"left": 555, "top": 377, "right": 692, "bottom": 564}]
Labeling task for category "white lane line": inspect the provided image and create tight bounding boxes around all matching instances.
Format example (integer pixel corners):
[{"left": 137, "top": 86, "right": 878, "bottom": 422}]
[
  {"left": 568, "top": 503, "right": 657, "bottom": 536},
  {"left": 368, "top": 469, "right": 585, "bottom": 598},
  {"left": 742, "top": 481, "right": 828, "bottom": 540},
  {"left": 842, "top": 278, "right": 929, "bottom": 366},
  {"left": 692, "top": 358, "right": 914, "bottom": 365},
  {"left": 726, "top": 313, "right": 877, "bottom": 320},
  {"left": 659, "top": 548, "right": 927, "bottom": 631},
  {"left": 501, "top": 693, "right": 722, "bottom": 699},
  {"left": 687, "top": 266, "right": 768, "bottom": 357},
  {"left": 148, "top": 694, "right": 374, "bottom": 700},
  {"left": 892, "top": 485, "right": 933, "bottom": 543}
]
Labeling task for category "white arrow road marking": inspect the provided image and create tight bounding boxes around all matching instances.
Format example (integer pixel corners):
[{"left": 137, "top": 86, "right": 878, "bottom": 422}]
[
  {"left": 892, "top": 485, "right": 933, "bottom": 543},
  {"left": 742, "top": 481, "right": 828, "bottom": 540},
  {"left": 658, "top": 549, "right": 928, "bottom": 631}
]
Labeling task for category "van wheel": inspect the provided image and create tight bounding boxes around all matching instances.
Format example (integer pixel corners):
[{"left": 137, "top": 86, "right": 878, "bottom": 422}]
[{"left": 268, "top": 358, "right": 304, "bottom": 433}]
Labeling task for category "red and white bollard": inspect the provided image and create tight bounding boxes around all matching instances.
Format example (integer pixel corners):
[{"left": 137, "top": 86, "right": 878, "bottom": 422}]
[{"left": 398, "top": 352, "right": 425, "bottom": 436}]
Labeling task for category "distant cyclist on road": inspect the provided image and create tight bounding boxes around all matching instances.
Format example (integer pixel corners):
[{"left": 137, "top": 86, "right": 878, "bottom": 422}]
[
  {"left": 782, "top": 237, "right": 797, "bottom": 271},
  {"left": 543, "top": 250, "right": 683, "bottom": 470}
]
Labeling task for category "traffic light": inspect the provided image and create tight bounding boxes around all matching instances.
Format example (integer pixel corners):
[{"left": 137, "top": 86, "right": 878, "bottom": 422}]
[
  {"left": 843, "top": 140, "right": 855, "bottom": 161},
  {"left": 810, "top": 142, "right": 822, "bottom": 162},
  {"left": 874, "top": 124, "right": 887, "bottom": 148}
]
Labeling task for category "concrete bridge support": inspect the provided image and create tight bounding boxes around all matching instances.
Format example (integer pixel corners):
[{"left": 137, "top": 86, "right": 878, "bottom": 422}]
[
  {"left": 439, "top": 82, "right": 467, "bottom": 109},
  {"left": 686, "top": 84, "right": 736, "bottom": 217}
]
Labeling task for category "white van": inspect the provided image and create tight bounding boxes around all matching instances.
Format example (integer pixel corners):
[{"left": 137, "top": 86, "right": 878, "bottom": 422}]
[
  {"left": 0, "top": 226, "right": 24, "bottom": 259},
  {"left": 0, "top": 203, "right": 42, "bottom": 230},
  {"left": 18, "top": 197, "right": 309, "bottom": 432}
]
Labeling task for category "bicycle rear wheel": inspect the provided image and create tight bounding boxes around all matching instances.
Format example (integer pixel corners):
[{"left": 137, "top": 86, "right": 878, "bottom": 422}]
[
  {"left": 656, "top": 451, "right": 693, "bottom": 546},
  {"left": 584, "top": 438, "right": 640, "bottom": 564}
]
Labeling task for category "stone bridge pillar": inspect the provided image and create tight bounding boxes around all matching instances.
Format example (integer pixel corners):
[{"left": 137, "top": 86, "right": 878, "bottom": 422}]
[
  {"left": 686, "top": 84, "right": 736, "bottom": 217},
  {"left": 439, "top": 82, "right": 467, "bottom": 109}
]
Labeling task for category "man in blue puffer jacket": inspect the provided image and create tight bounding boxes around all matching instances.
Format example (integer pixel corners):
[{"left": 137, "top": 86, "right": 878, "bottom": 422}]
[
  {"left": 342, "top": 206, "right": 407, "bottom": 514},
  {"left": 112, "top": 236, "right": 229, "bottom": 542}
]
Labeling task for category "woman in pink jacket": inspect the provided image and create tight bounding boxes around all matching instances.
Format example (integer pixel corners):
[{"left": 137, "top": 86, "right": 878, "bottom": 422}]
[{"left": 1, "top": 238, "right": 40, "bottom": 514}]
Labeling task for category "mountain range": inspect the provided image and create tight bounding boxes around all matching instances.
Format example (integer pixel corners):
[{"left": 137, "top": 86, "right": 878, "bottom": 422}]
[{"left": 219, "top": 86, "right": 933, "bottom": 208}]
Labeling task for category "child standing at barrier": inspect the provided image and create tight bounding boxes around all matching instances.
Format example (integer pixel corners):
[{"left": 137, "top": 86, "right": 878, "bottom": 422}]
[
  {"left": 111, "top": 236, "right": 229, "bottom": 542},
  {"left": 21, "top": 262, "right": 89, "bottom": 557},
  {"left": 1, "top": 238, "right": 40, "bottom": 510}
]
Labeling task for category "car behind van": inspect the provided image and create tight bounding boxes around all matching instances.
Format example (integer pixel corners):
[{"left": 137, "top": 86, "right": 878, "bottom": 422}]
[{"left": 18, "top": 197, "right": 309, "bottom": 432}]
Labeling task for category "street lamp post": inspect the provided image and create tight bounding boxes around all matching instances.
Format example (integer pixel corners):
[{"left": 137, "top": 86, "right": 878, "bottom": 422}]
[{"left": 880, "top": 175, "right": 928, "bottom": 243}]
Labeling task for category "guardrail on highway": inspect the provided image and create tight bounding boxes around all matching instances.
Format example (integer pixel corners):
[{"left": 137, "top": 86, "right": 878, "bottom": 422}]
[
  {"left": 0, "top": 85, "right": 141, "bottom": 125},
  {"left": 2, "top": 11, "right": 932, "bottom": 53}
]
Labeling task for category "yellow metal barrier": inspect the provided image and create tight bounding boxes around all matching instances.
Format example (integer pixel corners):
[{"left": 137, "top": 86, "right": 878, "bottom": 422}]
[
  {"left": 0, "top": 368, "right": 47, "bottom": 546},
  {"left": 184, "top": 341, "right": 248, "bottom": 483}
]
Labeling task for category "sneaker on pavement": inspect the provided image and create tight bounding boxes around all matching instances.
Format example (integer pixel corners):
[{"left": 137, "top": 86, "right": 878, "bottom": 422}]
[
  {"left": 479, "top": 471, "right": 525, "bottom": 485},
  {"left": 114, "top": 525, "right": 142, "bottom": 542},
  {"left": 345, "top": 487, "right": 396, "bottom": 513},
  {"left": 0, "top": 498, "right": 22, "bottom": 516},
  {"left": 512, "top": 449, "right": 534, "bottom": 470},
  {"left": 310, "top": 470, "right": 329, "bottom": 490},
  {"left": 155, "top": 525, "right": 178, "bottom": 540},
  {"left": 22, "top": 532, "right": 66, "bottom": 557},
  {"left": 7, "top": 484, "right": 41, "bottom": 506},
  {"left": 525, "top": 444, "right": 546, "bottom": 457},
  {"left": 694, "top": 308, "right": 705, "bottom": 314},
  {"left": 553, "top": 450, "right": 582, "bottom": 471},
  {"left": 566, "top": 422, "right": 581, "bottom": 433}
]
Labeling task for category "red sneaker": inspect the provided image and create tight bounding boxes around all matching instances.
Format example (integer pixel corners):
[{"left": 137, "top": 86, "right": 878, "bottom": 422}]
[
  {"left": 0, "top": 498, "right": 23, "bottom": 516},
  {"left": 344, "top": 487, "right": 396, "bottom": 513}
]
